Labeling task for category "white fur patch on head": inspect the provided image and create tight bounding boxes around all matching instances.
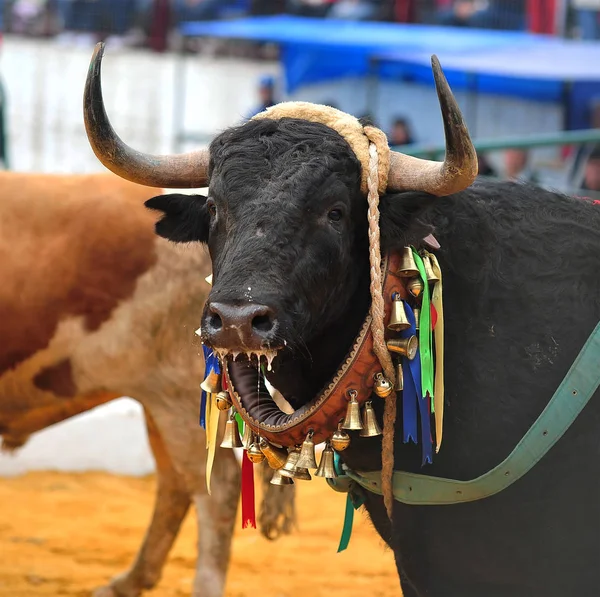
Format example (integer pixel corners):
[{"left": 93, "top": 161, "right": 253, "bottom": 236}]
[{"left": 161, "top": 187, "right": 209, "bottom": 196}]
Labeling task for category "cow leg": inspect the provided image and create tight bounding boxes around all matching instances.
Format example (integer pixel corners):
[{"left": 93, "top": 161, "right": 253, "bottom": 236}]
[
  {"left": 93, "top": 409, "right": 191, "bottom": 597},
  {"left": 190, "top": 446, "right": 240, "bottom": 597}
]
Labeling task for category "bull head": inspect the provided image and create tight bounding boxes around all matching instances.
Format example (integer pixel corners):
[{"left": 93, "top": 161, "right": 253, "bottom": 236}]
[
  {"left": 83, "top": 43, "right": 477, "bottom": 414},
  {"left": 83, "top": 43, "right": 476, "bottom": 196}
]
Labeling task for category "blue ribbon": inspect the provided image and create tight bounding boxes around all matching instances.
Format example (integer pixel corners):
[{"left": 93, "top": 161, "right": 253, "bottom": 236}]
[
  {"left": 401, "top": 304, "right": 433, "bottom": 466},
  {"left": 200, "top": 345, "right": 221, "bottom": 429},
  {"left": 400, "top": 301, "right": 417, "bottom": 444}
]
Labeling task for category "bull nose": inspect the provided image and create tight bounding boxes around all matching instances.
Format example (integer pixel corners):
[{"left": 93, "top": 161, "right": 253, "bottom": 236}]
[{"left": 204, "top": 301, "right": 278, "bottom": 350}]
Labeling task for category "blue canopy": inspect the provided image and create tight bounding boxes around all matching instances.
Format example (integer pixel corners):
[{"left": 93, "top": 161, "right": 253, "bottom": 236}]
[{"left": 180, "top": 16, "right": 600, "bottom": 129}]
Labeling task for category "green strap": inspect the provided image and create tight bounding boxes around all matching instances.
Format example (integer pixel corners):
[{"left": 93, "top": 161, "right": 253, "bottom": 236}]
[{"left": 342, "top": 321, "right": 600, "bottom": 506}]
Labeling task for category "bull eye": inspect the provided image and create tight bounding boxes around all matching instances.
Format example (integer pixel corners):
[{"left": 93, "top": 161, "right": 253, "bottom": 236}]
[
  {"left": 328, "top": 208, "right": 343, "bottom": 222},
  {"left": 206, "top": 198, "right": 217, "bottom": 218}
]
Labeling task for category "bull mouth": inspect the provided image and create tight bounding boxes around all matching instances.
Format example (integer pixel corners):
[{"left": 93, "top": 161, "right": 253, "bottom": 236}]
[{"left": 222, "top": 316, "right": 372, "bottom": 434}]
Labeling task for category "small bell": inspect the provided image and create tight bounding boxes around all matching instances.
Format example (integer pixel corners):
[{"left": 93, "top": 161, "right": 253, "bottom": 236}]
[
  {"left": 220, "top": 415, "right": 243, "bottom": 449},
  {"left": 215, "top": 391, "right": 233, "bottom": 411},
  {"left": 387, "top": 336, "right": 419, "bottom": 360},
  {"left": 315, "top": 443, "right": 337, "bottom": 479},
  {"left": 279, "top": 449, "right": 301, "bottom": 479},
  {"left": 373, "top": 372, "right": 394, "bottom": 398},
  {"left": 413, "top": 307, "right": 420, "bottom": 331},
  {"left": 259, "top": 438, "right": 288, "bottom": 470},
  {"left": 331, "top": 423, "right": 351, "bottom": 451},
  {"left": 200, "top": 370, "right": 222, "bottom": 394},
  {"left": 296, "top": 431, "right": 318, "bottom": 469},
  {"left": 388, "top": 295, "right": 410, "bottom": 332},
  {"left": 407, "top": 276, "right": 424, "bottom": 298},
  {"left": 395, "top": 361, "right": 404, "bottom": 391},
  {"left": 247, "top": 442, "right": 265, "bottom": 463},
  {"left": 242, "top": 423, "right": 254, "bottom": 450},
  {"left": 398, "top": 246, "right": 419, "bottom": 278},
  {"left": 422, "top": 253, "right": 440, "bottom": 285},
  {"left": 270, "top": 469, "right": 294, "bottom": 486},
  {"left": 341, "top": 390, "right": 363, "bottom": 430},
  {"left": 360, "top": 401, "right": 382, "bottom": 437},
  {"left": 293, "top": 466, "right": 312, "bottom": 481}
]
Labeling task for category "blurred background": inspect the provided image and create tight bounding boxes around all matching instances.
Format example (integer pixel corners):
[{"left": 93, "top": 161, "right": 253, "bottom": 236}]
[
  {"left": 0, "top": 0, "right": 600, "bottom": 192},
  {"left": 0, "top": 1, "right": 599, "bottom": 595}
]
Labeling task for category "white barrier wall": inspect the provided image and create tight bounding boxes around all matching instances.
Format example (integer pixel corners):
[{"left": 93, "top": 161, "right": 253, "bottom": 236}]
[
  {"left": 0, "top": 399, "right": 156, "bottom": 476},
  {"left": 1, "top": 37, "right": 280, "bottom": 173}
]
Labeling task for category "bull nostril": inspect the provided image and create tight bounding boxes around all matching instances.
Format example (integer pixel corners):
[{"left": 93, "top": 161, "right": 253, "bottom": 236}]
[
  {"left": 252, "top": 313, "right": 274, "bottom": 334},
  {"left": 208, "top": 312, "right": 222, "bottom": 331}
]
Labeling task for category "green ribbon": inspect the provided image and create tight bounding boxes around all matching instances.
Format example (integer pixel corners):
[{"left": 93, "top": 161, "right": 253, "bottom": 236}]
[
  {"left": 335, "top": 454, "right": 366, "bottom": 552},
  {"left": 337, "top": 494, "right": 355, "bottom": 552},
  {"left": 235, "top": 412, "right": 244, "bottom": 436},
  {"left": 412, "top": 248, "right": 434, "bottom": 410}
]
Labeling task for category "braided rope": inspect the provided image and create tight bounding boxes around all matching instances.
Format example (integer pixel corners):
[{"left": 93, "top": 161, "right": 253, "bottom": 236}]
[
  {"left": 364, "top": 130, "right": 396, "bottom": 521},
  {"left": 366, "top": 143, "right": 395, "bottom": 384}
]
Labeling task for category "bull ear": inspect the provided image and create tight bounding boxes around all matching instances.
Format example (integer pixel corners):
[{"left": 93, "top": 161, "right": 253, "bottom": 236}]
[
  {"left": 378, "top": 191, "right": 438, "bottom": 253},
  {"left": 145, "top": 194, "right": 210, "bottom": 244}
]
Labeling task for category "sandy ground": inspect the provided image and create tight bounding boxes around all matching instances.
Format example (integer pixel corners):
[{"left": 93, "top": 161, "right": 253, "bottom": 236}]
[{"left": 0, "top": 472, "right": 400, "bottom": 597}]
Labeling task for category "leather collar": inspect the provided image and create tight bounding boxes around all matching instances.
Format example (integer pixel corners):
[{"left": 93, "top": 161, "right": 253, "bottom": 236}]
[{"left": 224, "top": 250, "right": 408, "bottom": 447}]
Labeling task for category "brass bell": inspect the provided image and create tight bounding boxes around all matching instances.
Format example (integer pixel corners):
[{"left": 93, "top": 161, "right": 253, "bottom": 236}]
[
  {"left": 296, "top": 431, "right": 318, "bottom": 469},
  {"left": 413, "top": 307, "right": 420, "bottom": 331},
  {"left": 270, "top": 469, "right": 294, "bottom": 486},
  {"left": 220, "top": 415, "right": 243, "bottom": 449},
  {"left": 342, "top": 391, "right": 363, "bottom": 431},
  {"left": 407, "top": 276, "right": 424, "bottom": 298},
  {"left": 294, "top": 466, "right": 312, "bottom": 481},
  {"left": 279, "top": 449, "right": 300, "bottom": 479},
  {"left": 259, "top": 438, "right": 288, "bottom": 470},
  {"left": 422, "top": 253, "right": 440, "bottom": 284},
  {"left": 247, "top": 443, "right": 265, "bottom": 463},
  {"left": 360, "top": 401, "right": 382, "bottom": 437},
  {"left": 200, "top": 370, "right": 221, "bottom": 394},
  {"left": 373, "top": 372, "right": 394, "bottom": 398},
  {"left": 387, "top": 336, "right": 419, "bottom": 360},
  {"left": 388, "top": 295, "right": 410, "bottom": 332},
  {"left": 315, "top": 443, "right": 337, "bottom": 479},
  {"left": 331, "top": 423, "right": 351, "bottom": 451},
  {"left": 215, "top": 391, "right": 233, "bottom": 411},
  {"left": 398, "top": 246, "right": 419, "bottom": 278},
  {"left": 395, "top": 361, "right": 404, "bottom": 391},
  {"left": 242, "top": 423, "right": 254, "bottom": 450}
]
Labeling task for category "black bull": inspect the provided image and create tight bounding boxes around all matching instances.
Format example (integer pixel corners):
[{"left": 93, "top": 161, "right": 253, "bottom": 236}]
[
  {"left": 84, "top": 48, "right": 600, "bottom": 597},
  {"left": 152, "top": 145, "right": 600, "bottom": 597}
]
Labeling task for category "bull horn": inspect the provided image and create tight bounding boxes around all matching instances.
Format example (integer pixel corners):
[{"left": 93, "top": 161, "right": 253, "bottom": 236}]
[
  {"left": 83, "top": 43, "right": 209, "bottom": 189},
  {"left": 387, "top": 55, "right": 477, "bottom": 197}
]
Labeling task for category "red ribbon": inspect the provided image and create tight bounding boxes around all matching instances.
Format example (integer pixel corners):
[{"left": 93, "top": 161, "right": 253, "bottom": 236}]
[
  {"left": 430, "top": 303, "right": 438, "bottom": 331},
  {"left": 241, "top": 453, "right": 256, "bottom": 529}
]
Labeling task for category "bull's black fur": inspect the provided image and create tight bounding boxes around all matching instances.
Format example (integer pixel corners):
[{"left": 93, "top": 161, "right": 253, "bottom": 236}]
[{"left": 147, "top": 118, "right": 600, "bottom": 597}]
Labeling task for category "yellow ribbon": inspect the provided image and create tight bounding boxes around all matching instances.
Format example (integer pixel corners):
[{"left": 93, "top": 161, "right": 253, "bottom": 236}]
[
  {"left": 427, "top": 252, "right": 445, "bottom": 453},
  {"left": 205, "top": 390, "right": 212, "bottom": 449},
  {"left": 205, "top": 393, "right": 221, "bottom": 494}
]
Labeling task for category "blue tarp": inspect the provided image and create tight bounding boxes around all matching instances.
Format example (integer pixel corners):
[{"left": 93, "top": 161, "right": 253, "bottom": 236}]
[{"left": 180, "top": 16, "right": 600, "bottom": 129}]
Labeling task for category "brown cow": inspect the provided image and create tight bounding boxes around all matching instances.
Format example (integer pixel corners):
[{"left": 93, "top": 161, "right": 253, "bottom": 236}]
[{"left": 0, "top": 171, "right": 293, "bottom": 597}]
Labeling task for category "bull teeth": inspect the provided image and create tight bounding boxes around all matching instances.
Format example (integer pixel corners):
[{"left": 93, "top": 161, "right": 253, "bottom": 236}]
[{"left": 266, "top": 351, "right": 276, "bottom": 371}]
